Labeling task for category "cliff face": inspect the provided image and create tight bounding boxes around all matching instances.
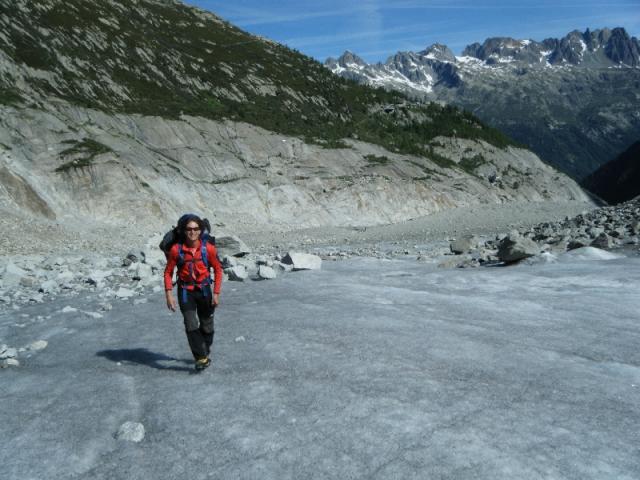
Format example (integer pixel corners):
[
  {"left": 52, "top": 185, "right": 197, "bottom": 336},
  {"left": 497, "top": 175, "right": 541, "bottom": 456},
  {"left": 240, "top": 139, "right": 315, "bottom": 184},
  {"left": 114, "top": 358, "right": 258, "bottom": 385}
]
[{"left": 0, "top": 102, "right": 588, "bottom": 230}]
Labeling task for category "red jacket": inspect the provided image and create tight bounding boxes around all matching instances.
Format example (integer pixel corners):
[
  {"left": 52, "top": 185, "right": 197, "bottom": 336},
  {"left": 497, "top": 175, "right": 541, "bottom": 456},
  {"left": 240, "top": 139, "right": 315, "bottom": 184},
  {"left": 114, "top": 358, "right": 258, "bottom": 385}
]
[{"left": 164, "top": 241, "right": 223, "bottom": 294}]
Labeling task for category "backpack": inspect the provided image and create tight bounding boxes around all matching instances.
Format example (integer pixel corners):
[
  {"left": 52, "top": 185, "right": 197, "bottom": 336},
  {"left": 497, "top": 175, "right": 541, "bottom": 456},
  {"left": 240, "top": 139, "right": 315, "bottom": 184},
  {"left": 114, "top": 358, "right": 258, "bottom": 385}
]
[{"left": 159, "top": 213, "right": 216, "bottom": 259}]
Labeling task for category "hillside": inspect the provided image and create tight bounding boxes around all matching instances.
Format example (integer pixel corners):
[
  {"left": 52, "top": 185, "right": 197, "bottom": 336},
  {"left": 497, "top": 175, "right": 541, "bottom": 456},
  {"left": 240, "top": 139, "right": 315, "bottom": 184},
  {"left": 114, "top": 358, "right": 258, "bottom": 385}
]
[
  {"left": 0, "top": 0, "right": 589, "bottom": 232},
  {"left": 582, "top": 140, "right": 640, "bottom": 204}
]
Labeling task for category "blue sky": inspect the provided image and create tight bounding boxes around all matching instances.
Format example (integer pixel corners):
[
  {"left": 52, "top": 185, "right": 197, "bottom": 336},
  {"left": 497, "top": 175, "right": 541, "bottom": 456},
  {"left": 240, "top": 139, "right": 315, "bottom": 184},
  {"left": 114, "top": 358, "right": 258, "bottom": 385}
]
[{"left": 187, "top": 0, "right": 640, "bottom": 63}]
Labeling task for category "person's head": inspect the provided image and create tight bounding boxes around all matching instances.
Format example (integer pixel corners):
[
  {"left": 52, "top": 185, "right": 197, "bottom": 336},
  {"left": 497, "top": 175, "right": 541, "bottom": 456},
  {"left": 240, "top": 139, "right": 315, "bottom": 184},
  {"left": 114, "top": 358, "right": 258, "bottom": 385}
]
[{"left": 180, "top": 215, "right": 203, "bottom": 244}]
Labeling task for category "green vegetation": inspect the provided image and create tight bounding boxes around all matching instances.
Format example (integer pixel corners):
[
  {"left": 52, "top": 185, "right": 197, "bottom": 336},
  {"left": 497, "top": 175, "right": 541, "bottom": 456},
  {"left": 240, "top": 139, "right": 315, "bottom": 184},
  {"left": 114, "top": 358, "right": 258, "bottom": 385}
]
[
  {"left": 0, "top": 87, "right": 24, "bottom": 106},
  {"left": 459, "top": 154, "right": 486, "bottom": 173},
  {"left": 365, "top": 154, "right": 390, "bottom": 165},
  {"left": 5, "top": 0, "right": 520, "bottom": 169},
  {"left": 55, "top": 138, "right": 112, "bottom": 172}
]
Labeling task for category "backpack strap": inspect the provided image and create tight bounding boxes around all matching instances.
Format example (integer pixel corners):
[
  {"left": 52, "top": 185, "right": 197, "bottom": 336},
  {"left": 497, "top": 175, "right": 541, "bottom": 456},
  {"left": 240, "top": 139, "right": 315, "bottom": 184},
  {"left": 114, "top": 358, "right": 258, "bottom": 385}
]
[
  {"left": 177, "top": 243, "right": 185, "bottom": 268},
  {"left": 201, "top": 242, "right": 209, "bottom": 270}
]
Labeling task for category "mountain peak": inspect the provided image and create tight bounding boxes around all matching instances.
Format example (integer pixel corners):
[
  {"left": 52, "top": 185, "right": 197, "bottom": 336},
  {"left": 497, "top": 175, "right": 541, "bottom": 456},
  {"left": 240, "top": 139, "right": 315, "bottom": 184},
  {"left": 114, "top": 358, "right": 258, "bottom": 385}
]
[
  {"left": 419, "top": 43, "right": 456, "bottom": 62},
  {"left": 336, "top": 50, "right": 367, "bottom": 67}
]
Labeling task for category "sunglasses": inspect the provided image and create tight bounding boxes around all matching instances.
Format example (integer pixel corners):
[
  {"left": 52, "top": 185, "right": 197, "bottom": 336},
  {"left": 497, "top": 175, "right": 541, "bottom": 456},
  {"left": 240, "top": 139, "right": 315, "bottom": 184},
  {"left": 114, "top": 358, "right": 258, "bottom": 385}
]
[{"left": 184, "top": 227, "right": 201, "bottom": 232}]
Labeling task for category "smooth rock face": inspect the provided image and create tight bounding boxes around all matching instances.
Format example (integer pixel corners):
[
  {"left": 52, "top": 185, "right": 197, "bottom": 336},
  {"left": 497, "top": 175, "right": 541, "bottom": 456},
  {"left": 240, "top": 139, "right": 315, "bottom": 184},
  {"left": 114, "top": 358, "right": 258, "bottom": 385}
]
[
  {"left": 115, "top": 422, "right": 145, "bottom": 442},
  {"left": 497, "top": 234, "right": 540, "bottom": 263},
  {"left": 281, "top": 253, "right": 322, "bottom": 271}
]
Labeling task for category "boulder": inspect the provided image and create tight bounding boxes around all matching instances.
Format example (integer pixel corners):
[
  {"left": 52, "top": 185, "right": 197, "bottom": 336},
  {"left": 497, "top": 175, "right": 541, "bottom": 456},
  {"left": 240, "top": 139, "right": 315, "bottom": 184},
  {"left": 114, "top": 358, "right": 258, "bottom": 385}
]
[
  {"left": 131, "top": 263, "right": 154, "bottom": 284},
  {"left": 497, "top": 233, "right": 540, "bottom": 263},
  {"left": 590, "top": 232, "right": 615, "bottom": 249},
  {"left": 2, "top": 262, "right": 29, "bottom": 288},
  {"left": 0, "top": 346, "right": 18, "bottom": 359},
  {"left": 216, "top": 235, "right": 250, "bottom": 258},
  {"left": 257, "top": 265, "right": 277, "bottom": 280},
  {"left": 226, "top": 265, "right": 248, "bottom": 281},
  {"left": 28, "top": 340, "right": 48, "bottom": 351},
  {"left": 449, "top": 236, "right": 478, "bottom": 254},
  {"left": 567, "top": 238, "right": 589, "bottom": 250},
  {"left": 0, "top": 358, "right": 20, "bottom": 368},
  {"left": 221, "top": 255, "right": 238, "bottom": 268},
  {"left": 39, "top": 279, "right": 58, "bottom": 294},
  {"left": 115, "top": 287, "right": 136, "bottom": 299},
  {"left": 115, "top": 422, "right": 145, "bottom": 442},
  {"left": 281, "top": 252, "right": 322, "bottom": 271}
]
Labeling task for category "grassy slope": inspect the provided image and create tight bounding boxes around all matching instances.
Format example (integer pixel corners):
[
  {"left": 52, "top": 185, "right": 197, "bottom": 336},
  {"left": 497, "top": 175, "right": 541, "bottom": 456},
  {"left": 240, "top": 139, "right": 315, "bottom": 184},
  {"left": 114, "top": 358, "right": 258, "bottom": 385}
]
[{"left": 0, "top": 0, "right": 517, "bottom": 159}]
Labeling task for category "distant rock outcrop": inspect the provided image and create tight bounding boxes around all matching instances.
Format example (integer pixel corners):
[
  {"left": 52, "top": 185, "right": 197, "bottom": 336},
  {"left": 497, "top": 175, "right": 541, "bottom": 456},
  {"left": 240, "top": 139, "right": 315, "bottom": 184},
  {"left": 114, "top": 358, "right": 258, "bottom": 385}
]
[{"left": 581, "top": 140, "right": 640, "bottom": 204}]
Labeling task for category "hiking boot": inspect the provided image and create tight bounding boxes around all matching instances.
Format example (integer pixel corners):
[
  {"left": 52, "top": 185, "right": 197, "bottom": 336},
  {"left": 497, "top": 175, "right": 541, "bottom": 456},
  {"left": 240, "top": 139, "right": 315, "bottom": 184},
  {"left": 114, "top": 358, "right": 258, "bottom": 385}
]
[{"left": 195, "top": 357, "right": 211, "bottom": 371}]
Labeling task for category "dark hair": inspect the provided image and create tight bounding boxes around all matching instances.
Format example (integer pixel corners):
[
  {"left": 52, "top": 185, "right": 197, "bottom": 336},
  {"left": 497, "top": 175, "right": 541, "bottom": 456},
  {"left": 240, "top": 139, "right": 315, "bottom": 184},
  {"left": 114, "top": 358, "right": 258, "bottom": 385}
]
[
  {"left": 182, "top": 216, "right": 203, "bottom": 231},
  {"left": 176, "top": 214, "right": 203, "bottom": 242}
]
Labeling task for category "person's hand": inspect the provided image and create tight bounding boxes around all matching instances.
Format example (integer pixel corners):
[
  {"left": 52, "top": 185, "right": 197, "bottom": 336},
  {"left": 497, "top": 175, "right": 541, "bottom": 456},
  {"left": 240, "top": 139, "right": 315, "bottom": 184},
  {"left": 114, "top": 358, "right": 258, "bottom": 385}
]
[
  {"left": 166, "top": 291, "right": 177, "bottom": 312},
  {"left": 212, "top": 293, "right": 220, "bottom": 307}
]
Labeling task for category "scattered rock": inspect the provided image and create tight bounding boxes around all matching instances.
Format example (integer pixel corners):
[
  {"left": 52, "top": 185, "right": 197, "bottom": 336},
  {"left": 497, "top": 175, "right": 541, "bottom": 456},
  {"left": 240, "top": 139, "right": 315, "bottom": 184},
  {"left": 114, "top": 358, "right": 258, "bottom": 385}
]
[
  {"left": 257, "top": 265, "right": 277, "bottom": 280},
  {"left": 0, "top": 346, "right": 18, "bottom": 359},
  {"left": 281, "top": 252, "right": 322, "bottom": 270},
  {"left": 590, "top": 232, "right": 615, "bottom": 249},
  {"left": 115, "top": 287, "right": 136, "bottom": 299},
  {"left": 1, "top": 358, "right": 20, "bottom": 368},
  {"left": 28, "top": 340, "right": 48, "bottom": 351},
  {"left": 497, "top": 233, "right": 540, "bottom": 263},
  {"left": 115, "top": 422, "right": 145, "bottom": 442},
  {"left": 227, "top": 265, "right": 248, "bottom": 281},
  {"left": 450, "top": 236, "right": 478, "bottom": 254},
  {"left": 216, "top": 235, "right": 251, "bottom": 258}
]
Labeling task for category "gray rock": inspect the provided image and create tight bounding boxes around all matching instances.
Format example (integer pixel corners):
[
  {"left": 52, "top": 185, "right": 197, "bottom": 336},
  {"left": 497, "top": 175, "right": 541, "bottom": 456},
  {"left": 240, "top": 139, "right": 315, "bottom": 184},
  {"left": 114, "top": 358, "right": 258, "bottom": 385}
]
[
  {"left": 1, "top": 358, "right": 20, "bottom": 368},
  {"left": 587, "top": 227, "right": 604, "bottom": 238},
  {"left": 39, "top": 279, "right": 58, "bottom": 293},
  {"left": 590, "top": 232, "right": 615, "bottom": 249},
  {"left": 2, "top": 262, "right": 29, "bottom": 287},
  {"left": 28, "top": 340, "right": 48, "bottom": 351},
  {"left": 131, "top": 263, "right": 154, "bottom": 284},
  {"left": 567, "top": 238, "right": 589, "bottom": 250},
  {"left": 0, "top": 347, "right": 18, "bottom": 359},
  {"left": 449, "top": 235, "right": 478, "bottom": 254},
  {"left": 216, "top": 235, "right": 251, "bottom": 258},
  {"left": 56, "top": 270, "right": 75, "bottom": 282},
  {"left": 281, "top": 252, "right": 322, "bottom": 270},
  {"left": 255, "top": 255, "right": 269, "bottom": 266},
  {"left": 19, "top": 277, "right": 38, "bottom": 288},
  {"left": 115, "top": 422, "right": 145, "bottom": 442},
  {"left": 115, "top": 287, "right": 136, "bottom": 299},
  {"left": 275, "top": 261, "right": 293, "bottom": 272},
  {"left": 227, "top": 265, "right": 248, "bottom": 281},
  {"left": 222, "top": 255, "right": 238, "bottom": 268},
  {"left": 257, "top": 265, "right": 277, "bottom": 280},
  {"left": 497, "top": 234, "right": 540, "bottom": 263}
]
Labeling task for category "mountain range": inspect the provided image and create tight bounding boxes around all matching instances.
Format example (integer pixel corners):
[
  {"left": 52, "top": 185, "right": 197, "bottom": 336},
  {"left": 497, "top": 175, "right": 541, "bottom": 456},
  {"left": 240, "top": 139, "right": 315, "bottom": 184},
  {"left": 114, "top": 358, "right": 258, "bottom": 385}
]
[{"left": 325, "top": 28, "right": 640, "bottom": 180}]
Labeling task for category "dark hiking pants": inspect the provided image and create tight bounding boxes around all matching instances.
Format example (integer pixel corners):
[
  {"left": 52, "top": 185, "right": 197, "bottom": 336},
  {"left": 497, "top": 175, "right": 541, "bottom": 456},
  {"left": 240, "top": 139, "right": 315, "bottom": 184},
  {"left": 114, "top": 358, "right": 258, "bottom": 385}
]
[{"left": 178, "top": 286, "right": 215, "bottom": 360}]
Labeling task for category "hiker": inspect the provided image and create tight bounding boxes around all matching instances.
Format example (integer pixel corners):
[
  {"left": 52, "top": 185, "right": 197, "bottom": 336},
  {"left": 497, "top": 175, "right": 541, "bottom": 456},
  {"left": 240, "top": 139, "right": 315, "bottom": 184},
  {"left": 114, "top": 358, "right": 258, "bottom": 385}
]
[{"left": 164, "top": 214, "right": 223, "bottom": 370}]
